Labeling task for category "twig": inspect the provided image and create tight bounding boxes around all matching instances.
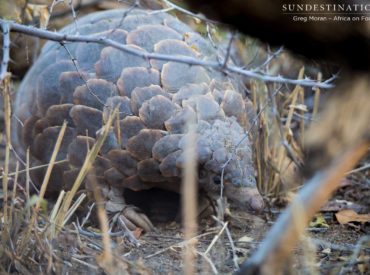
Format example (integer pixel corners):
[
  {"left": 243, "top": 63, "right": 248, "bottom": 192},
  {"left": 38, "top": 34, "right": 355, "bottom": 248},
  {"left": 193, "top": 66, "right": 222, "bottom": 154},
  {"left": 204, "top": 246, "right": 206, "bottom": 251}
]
[
  {"left": 206, "top": 23, "right": 217, "bottom": 49},
  {"left": 221, "top": 31, "right": 235, "bottom": 70},
  {"left": 204, "top": 221, "right": 228, "bottom": 254},
  {"left": 346, "top": 162, "right": 370, "bottom": 175},
  {"left": 196, "top": 251, "right": 219, "bottom": 274},
  {"left": 60, "top": 43, "right": 107, "bottom": 107},
  {"left": 0, "top": 22, "right": 10, "bottom": 81},
  {"left": 0, "top": 19, "right": 334, "bottom": 89},
  {"left": 51, "top": 0, "right": 102, "bottom": 19},
  {"left": 63, "top": 193, "right": 86, "bottom": 227},
  {"left": 71, "top": 257, "right": 99, "bottom": 270},
  {"left": 0, "top": 159, "right": 68, "bottom": 179},
  {"left": 163, "top": 0, "right": 220, "bottom": 24},
  {"left": 145, "top": 231, "right": 216, "bottom": 259},
  {"left": 212, "top": 217, "right": 239, "bottom": 270},
  {"left": 76, "top": 222, "right": 126, "bottom": 238},
  {"left": 68, "top": 0, "right": 79, "bottom": 33},
  {"left": 253, "top": 46, "right": 284, "bottom": 72},
  {"left": 81, "top": 202, "right": 95, "bottom": 227},
  {"left": 118, "top": 216, "right": 140, "bottom": 247}
]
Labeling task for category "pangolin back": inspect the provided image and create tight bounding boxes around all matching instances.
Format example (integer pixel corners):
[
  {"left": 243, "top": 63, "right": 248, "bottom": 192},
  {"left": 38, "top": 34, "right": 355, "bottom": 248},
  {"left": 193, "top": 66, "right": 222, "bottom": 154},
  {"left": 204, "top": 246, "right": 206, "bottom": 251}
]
[{"left": 12, "top": 8, "right": 263, "bottom": 213}]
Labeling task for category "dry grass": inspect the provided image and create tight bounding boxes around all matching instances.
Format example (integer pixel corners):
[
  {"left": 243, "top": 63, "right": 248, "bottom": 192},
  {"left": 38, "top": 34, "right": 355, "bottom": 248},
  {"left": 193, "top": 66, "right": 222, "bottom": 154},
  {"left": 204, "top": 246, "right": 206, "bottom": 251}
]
[
  {"left": 1, "top": 3, "right": 369, "bottom": 274},
  {"left": 252, "top": 67, "right": 309, "bottom": 199},
  {"left": 0, "top": 66, "right": 331, "bottom": 273}
]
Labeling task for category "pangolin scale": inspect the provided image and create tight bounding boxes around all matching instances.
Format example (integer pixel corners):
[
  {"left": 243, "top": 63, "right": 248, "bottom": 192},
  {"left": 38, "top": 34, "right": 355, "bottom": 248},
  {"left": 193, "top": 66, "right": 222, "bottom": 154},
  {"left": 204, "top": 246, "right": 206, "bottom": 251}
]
[{"left": 12, "top": 8, "right": 264, "bottom": 231}]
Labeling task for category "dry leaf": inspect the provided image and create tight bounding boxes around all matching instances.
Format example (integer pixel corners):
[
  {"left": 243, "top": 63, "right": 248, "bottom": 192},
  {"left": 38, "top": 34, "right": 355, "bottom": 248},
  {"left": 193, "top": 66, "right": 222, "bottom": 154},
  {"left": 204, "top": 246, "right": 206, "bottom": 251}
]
[
  {"left": 335, "top": 209, "right": 370, "bottom": 224},
  {"left": 133, "top": 227, "right": 143, "bottom": 239}
]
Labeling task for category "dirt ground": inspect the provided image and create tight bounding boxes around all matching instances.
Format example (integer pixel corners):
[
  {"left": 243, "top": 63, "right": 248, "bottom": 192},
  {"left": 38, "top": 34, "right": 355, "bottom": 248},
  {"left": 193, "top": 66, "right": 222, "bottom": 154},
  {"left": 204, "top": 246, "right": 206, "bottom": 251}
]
[
  {"left": 47, "top": 209, "right": 369, "bottom": 274},
  {"left": 22, "top": 181, "right": 369, "bottom": 274}
]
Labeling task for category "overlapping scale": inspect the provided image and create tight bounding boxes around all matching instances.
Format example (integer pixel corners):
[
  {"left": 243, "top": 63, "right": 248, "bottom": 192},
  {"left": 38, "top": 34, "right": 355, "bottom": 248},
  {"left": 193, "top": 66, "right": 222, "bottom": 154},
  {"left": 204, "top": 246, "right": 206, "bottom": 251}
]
[{"left": 13, "top": 8, "right": 262, "bottom": 215}]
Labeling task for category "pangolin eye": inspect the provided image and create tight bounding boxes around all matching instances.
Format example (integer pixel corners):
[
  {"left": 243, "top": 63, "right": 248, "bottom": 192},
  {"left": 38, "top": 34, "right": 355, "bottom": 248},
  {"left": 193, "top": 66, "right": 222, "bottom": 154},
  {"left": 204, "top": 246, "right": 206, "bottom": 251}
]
[{"left": 213, "top": 176, "right": 221, "bottom": 185}]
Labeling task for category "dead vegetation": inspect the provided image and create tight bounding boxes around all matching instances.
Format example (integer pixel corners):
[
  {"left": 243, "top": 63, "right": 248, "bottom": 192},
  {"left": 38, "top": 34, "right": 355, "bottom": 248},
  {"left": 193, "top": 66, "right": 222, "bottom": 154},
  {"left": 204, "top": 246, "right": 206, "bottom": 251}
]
[{"left": 0, "top": 1, "right": 369, "bottom": 274}]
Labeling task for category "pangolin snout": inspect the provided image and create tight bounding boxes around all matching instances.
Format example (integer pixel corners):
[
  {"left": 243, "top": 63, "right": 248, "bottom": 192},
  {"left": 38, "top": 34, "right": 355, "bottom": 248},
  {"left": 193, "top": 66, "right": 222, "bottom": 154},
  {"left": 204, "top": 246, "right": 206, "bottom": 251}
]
[{"left": 224, "top": 184, "right": 265, "bottom": 213}]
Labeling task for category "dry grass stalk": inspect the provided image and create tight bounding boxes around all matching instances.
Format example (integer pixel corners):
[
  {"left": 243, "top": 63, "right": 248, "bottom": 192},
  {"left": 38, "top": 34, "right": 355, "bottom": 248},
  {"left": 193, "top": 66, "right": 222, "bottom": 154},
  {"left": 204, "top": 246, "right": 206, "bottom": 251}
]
[
  {"left": 9, "top": 162, "right": 20, "bottom": 232},
  {"left": 1, "top": 74, "right": 11, "bottom": 232},
  {"left": 26, "top": 149, "right": 30, "bottom": 220},
  {"left": 252, "top": 67, "right": 305, "bottom": 198},
  {"left": 62, "top": 193, "right": 86, "bottom": 227},
  {"left": 0, "top": 159, "right": 68, "bottom": 179},
  {"left": 298, "top": 81, "right": 305, "bottom": 145},
  {"left": 36, "top": 121, "right": 67, "bottom": 206},
  {"left": 88, "top": 173, "right": 114, "bottom": 272},
  {"left": 145, "top": 231, "right": 217, "bottom": 259},
  {"left": 182, "top": 122, "right": 198, "bottom": 275},
  {"left": 275, "top": 67, "right": 304, "bottom": 178},
  {"left": 312, "top": 72, "right": 322, "bottom": 120},
  {"left": 53, "top": 108, "right": 117, "bottom": 235},
  {"left": 18, "top": 121, "right": 67, "bottom": 254},
  {"left": 49, "top": 190, "right": 66, "bottom": 222},
  {"left": 205, "top": 221, "right": 228, "bottom": 254}
]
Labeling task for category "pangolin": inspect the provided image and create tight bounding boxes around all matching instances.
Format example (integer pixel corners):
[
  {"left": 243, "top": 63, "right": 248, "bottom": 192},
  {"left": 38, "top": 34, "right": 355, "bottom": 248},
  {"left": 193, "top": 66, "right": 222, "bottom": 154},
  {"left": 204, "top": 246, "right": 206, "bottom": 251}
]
[{"left": 12, "top": 8, "right": 264, "bottom": 232}]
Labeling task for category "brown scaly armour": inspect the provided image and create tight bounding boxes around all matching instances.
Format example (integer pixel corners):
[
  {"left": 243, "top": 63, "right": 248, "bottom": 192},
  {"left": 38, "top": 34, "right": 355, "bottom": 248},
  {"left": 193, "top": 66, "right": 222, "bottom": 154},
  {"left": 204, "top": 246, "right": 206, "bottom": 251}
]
[{"left": 12, "top": 8, "right": 264, "bottom": 231}]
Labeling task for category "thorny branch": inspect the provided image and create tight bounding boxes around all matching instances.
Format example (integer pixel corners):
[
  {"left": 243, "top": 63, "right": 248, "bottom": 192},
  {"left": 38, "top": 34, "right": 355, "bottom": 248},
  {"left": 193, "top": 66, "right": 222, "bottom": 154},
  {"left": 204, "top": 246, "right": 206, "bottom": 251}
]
[
  {"left": 0, "top": 19, "right": 335, "bottom": 89},
  {"left": 0, "top": 22, "right": 10, "bottom": 81},
  {"left": 162, "top": 0, "right": 220, "bottom": 24}
]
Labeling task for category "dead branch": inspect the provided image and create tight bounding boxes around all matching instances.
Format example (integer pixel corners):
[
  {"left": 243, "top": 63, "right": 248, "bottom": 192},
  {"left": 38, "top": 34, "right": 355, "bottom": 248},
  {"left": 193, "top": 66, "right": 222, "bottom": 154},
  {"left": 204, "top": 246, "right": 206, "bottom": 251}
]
[
  {"left": 0, "top": 22, "right": 10, "bottom": 81},
  {"left": 0, "top": 19, "right": 334, "bottom": 89}
]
